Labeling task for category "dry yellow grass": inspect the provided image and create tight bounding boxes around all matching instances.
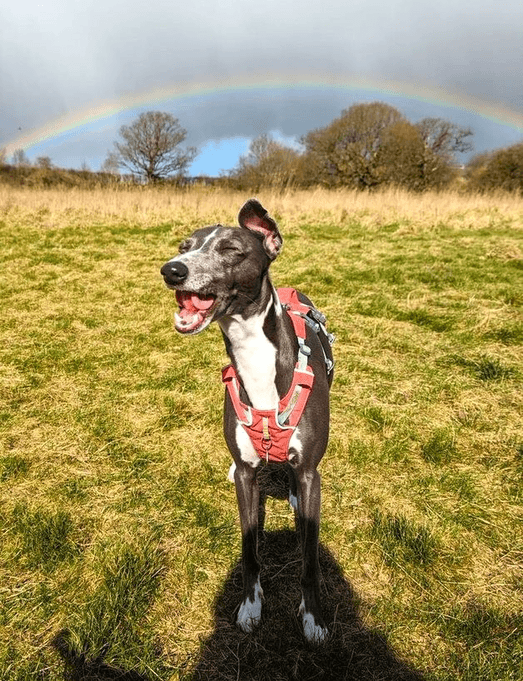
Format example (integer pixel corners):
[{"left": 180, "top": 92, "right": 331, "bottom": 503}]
[{"left": 2, "top": 184, "right": 523, "bottom": 229}]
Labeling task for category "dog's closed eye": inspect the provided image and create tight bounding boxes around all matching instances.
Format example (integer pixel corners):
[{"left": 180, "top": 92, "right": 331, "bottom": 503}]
[
  {"left": 178, "top": 240, "right": 192, "bottom": 254},
  {"left": 218, "top": 242, "right": 246, "bottom": 259}
]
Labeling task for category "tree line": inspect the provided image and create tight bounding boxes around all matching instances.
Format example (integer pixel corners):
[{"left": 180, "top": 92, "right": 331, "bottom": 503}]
[
  {"left": 2, "top": 104, "right": 522, "bottom": 192},
  {"left": 229, "top": 102, "right": 522, "bottom": 193}
]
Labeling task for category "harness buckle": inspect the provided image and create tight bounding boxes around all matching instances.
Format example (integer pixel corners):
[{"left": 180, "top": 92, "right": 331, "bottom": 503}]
[
  {"left": 310, "top": 308, "right": 327, "bottom": 325},
  {"left": 262, "top": 417, "right": 271, "bottom": 463}
]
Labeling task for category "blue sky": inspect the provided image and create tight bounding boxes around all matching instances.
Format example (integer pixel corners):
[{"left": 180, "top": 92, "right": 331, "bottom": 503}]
[
  {"left": 190, "top": 139, "right": 251, "bottom": 177},
  {"left": 2, "top": 0, "right": 522, "bottom": 175}
]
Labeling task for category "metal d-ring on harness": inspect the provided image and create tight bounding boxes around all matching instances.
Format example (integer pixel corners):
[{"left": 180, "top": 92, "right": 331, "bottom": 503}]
[{"left": 222, "top": 288, "right": 334, "bottom": 464}]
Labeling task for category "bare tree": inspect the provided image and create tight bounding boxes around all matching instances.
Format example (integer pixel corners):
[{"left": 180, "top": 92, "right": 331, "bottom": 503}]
[
  {"left": 413, "top": 118, "right": 473, "bottom": 188},
  {"left": 110, "top": 112, "right": 197, "bottom": 182},
  {"left": 0, "top": 148, "right": 7, "bottom": 165},
  {"left": 415, "top": 118, "right": 473, "bottom": 162},
  {"left": 230, "top": 134, "right": 301, "bottom": 190},
  {"left": 12, "top": 148, "right": 31, "bottom": 166},
  {"left": 101, "top": 151, "right": 121, "bottom": 174}
]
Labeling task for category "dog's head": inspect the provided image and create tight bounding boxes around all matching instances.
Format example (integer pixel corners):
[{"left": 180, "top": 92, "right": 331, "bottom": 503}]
[{"left": 160, "top": 199, "right": 283, "bottom": 334}]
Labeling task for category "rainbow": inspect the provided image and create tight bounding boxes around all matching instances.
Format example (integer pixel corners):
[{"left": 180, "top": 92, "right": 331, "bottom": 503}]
[{"left": 4, "top": 72, "right": 523, "bottom": 155}]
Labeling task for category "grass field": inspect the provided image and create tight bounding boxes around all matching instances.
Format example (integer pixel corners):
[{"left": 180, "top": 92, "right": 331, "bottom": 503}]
[{"left": 0, "top": 185, "right": 522, "bottom": 680}]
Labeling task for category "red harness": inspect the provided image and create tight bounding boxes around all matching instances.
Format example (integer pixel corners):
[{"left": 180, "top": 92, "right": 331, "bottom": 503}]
[{"left": 222, "top": 288, "right": 317, "bottom": 463}]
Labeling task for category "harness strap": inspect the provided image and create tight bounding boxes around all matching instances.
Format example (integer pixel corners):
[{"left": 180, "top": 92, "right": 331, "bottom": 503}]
[
  {"left": 222, "top": 287, "right": 331, "bottom": 463},
  {"left": 221, "top": 362, "right": 314, "bottom": 428},
  {"left": 222, "top": 363, "right": 252, "bottom": 424},
  {"left": 277, "top": 364, "right": 314, "bottom": 427}
]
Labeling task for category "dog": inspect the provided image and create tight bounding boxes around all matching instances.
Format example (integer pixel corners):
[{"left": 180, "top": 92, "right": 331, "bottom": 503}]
[{"left": 160, "top": 199, "right": 334, "bottom": 643}]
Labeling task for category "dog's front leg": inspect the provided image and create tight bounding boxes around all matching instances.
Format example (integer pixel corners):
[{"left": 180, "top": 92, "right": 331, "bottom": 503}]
[
  {"left": 294, "top": 466, "right": 328, "bottom": 644},
  {"left": 234, "top": 463, "right": 263, "bottom": 632}
]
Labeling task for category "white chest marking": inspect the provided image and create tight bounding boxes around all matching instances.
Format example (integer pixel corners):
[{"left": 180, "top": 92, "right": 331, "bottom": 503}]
[{"left": 220, "top": 299, "right": 278, "bottom": 410}]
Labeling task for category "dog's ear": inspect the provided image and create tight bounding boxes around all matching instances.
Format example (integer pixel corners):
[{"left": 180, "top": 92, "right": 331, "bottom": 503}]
[{"left": 238, "top": 199, "right": 283, "bottom": 260}]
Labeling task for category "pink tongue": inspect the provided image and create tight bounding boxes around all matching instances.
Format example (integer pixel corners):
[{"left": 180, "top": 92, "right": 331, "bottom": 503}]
[
  {"left": 176, "top": 291, "right": 214, "bottom": 321},
  {"left": 191, "top": 293, "right": 214, "bottom": 310}
]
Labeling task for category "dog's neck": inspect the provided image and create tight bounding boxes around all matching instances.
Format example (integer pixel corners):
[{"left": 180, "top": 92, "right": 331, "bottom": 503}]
[{"left": 219, "top": 277, "right": 297, "bottom": 411}]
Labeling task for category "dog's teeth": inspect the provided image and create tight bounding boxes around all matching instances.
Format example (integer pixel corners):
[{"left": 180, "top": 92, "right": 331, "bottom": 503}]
[{"left": 175, "top": 312, "right": 199, "bottom": 328}]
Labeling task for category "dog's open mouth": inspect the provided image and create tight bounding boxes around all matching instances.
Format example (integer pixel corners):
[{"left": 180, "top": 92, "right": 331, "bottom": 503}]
[{"left": 174, "top": 291, "right": 217, "bottom": 334}]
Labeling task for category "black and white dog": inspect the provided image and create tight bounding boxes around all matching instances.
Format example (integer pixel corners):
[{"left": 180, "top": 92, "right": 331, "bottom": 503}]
[{"left": 161, "top": 199, "right": 333, "bottom": 643}]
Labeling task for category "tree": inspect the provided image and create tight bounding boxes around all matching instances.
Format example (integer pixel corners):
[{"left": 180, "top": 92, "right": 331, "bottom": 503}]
[
  {"left": 300, "top": 104, "right": 472, "bottom": 190},
  {"left": 36, "top": 156, "right": 53, "bottom": 169},
  {"left": 466, "top": 143, "right": 523, "bottom": 192},
  {"left": 12, "top": 149, "right": 31, "bottom": 166},
  {"left": 375, "top": 121, "right": 428, "bottom": 190},
  {"left": 415, "top": 118, "right": 473, "bottom": 162},
  {"left": 230, "top": 134, "right": 301, "bottom": 190},
  {"left": 101, "top": 151, "right": 121, "bottom": 174},
  {"left": 110, "top": 111, "right": 197, "bottom": 182},
  {"left": 0, "top": 148, "right": 6, "bottom": 165},
  {"left": 301, "top": 102, "right": 406, "bottom": 188},
  {"left": 414, "top": 118, "right": 473, "bottom": 188},
  {"left": 463, "top": 151, "right": 493, "bottom": 188}
]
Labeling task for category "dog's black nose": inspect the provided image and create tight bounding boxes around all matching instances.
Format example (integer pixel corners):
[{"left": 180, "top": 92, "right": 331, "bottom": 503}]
[{"left": 161, "top": 260, "right": 188, "bottom": 285}]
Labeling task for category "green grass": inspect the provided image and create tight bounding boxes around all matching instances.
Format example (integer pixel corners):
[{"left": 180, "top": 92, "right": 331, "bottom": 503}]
[
  {"left": 371, "top": 510, "right": 439, "bottom": 568},
  {"left": 8, "top": 504, "right": 80, "bottom": 571},
  {"left": 421, "top": 428, "right": 457, "bottom": 464},
  {"left": 0, "top": 187, "right": 522, "bottom": 679}
]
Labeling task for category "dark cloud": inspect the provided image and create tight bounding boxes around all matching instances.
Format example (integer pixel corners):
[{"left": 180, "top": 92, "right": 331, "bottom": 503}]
[{"left": 2, "top": 0, "right": 522, "bottom": 169}]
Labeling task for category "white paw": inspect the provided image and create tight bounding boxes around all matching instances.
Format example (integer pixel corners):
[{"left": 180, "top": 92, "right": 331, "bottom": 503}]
[
  {"left": 237, "top": 579, "right": 263, "bottom": 633},
  {"left": 299, "top": 598, "right": 328, "bottom": 644},
  {"left": 227, "top": 462, "right": 236, "bottom": 483},
  {"left": 288, "top": 491, "right": 298, "bottom": 511}
]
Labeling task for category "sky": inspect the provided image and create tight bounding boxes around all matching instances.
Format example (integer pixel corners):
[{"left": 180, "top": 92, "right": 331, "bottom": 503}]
[{"left": 1, "top": 0, "right": 523, "bottom": 175}]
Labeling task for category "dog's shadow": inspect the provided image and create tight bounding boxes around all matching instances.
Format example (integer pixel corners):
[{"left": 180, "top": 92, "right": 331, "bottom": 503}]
[
  {"left": 52, "top": 467, "right": 426, "bottom": 680},
  {"left": 192, "top": 466, "right": 426, "bottom": 681}
]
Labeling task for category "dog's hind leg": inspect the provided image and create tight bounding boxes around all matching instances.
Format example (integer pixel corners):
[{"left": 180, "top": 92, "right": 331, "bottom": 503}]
[
  {"left": 234, "top": 463, "right": 264, "bottom": 632},
  {"left": 288, "top": 466, "right": 299, "bottom": 512}
]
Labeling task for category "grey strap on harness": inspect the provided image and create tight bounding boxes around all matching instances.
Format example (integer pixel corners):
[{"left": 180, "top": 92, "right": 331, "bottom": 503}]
[
  {"left": 277, "top": 337, "right": 311, "bottom": 426},
  {"left": 304, "top": 309, "right": 335, "bottom": 374}
]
